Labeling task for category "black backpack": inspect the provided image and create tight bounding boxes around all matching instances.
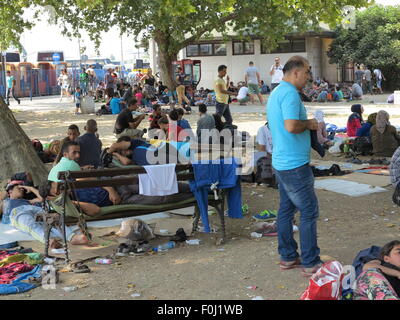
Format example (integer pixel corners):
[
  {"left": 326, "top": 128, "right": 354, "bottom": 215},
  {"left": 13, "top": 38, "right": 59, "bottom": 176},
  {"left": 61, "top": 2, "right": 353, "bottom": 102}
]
[
  {"left": 351, "top": 137, "right": 373, "bottom": 156},
  {"left": 255, "top": 155, "right": 274, "bottom": 183}
]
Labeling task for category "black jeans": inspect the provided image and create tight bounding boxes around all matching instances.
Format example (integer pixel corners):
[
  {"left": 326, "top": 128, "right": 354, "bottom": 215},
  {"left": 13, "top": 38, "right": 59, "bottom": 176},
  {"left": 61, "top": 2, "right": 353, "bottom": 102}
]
[
  {"left": 215, "top": 102, "right": 233, "bottom": 125},
  {"left": 6, "top": 88, "right": 20, "bottom": 104}
]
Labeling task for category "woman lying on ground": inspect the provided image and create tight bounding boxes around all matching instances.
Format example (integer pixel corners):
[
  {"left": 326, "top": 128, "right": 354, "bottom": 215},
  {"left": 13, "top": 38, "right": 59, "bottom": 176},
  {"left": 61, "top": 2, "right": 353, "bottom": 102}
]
[{"left": 354, "top": 240, "right": 400, "bottom": 300}]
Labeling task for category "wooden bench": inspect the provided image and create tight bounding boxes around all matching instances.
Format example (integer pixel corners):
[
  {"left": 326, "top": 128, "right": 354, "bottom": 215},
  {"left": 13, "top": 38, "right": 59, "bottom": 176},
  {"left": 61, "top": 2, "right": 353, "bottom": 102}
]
[{"left": 50, "top": 164, "right": 227, "bottom": 261}]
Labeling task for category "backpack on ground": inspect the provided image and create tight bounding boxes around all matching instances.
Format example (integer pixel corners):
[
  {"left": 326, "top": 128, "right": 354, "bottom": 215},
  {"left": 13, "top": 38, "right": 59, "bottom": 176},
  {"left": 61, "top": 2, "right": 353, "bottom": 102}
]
[
  {"left": 350, "top": 137, "right": 373, "bottom": 156},
  {"left": 255, "top": 154, "right": 276, "bottom": 187}
]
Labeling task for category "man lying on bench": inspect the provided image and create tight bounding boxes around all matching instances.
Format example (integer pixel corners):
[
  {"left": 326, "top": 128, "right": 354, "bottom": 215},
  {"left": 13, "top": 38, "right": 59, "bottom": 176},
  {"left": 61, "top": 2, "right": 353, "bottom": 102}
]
[
  {"left": 106, "top": 136, "right": 180, "bottom": 166},
  {"left": 2, "top": 181, "right": 89, "bottom": 249},
  {"left": 48, "top": 141, "right": 122, "bottom": 215}
]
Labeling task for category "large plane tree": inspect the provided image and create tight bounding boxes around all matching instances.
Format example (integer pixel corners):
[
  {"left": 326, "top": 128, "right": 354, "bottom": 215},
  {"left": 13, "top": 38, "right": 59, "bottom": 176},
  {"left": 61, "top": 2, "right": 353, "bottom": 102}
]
[
  {"left": 42, "top": 0, "right": 371, "bottom": 89},
  {"left": 0, "top": 0, "right": 371, "bottom": 183}
]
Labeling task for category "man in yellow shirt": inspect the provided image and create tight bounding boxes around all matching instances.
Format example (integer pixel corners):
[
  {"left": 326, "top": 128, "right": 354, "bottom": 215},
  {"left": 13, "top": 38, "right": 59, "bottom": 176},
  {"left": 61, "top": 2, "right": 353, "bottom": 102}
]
[{"left": 214, "top": 65, "right": 235, "bottom": 125}]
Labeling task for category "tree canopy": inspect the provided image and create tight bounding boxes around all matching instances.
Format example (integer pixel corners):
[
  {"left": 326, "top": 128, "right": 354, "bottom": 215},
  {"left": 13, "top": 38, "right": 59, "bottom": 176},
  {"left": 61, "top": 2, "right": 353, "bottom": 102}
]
[
  {"left": 2, "top": 0, "right": 372, "bottom": 87},
  {"left": 328, "top": 4, "right": 400, "bottom": 90}
]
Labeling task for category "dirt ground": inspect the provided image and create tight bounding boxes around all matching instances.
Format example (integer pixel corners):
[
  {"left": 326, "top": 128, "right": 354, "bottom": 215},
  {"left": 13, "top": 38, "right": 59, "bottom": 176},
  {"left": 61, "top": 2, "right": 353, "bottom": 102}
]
[{"left": 2, "top": 98, "right": 399, "bottom": 300}]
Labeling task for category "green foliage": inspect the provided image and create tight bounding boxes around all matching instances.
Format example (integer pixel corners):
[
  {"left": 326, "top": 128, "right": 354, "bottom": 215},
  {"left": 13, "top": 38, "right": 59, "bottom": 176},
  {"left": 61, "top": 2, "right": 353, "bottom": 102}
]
[
  {"left": 0, "top": 0, "right": 36, "bottom": 51},
  {"left": 0, "top": 0, "right": 371, "bottom": 86},
  {"left": 328, "top": 4, "right": 400, "bottom": 90}
]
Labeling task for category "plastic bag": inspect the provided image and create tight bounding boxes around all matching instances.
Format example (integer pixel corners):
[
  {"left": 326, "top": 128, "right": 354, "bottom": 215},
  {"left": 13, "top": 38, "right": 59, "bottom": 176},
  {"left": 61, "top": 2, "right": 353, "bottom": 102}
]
[
  {"left": 328, "top": 140, "right": 342, "bottom": 154},
  {"left": 300, "top": 261, "right": 344, "bottom": 300},
  {"left": 81, "top": 96, "right": 95, "bottom": 114}
]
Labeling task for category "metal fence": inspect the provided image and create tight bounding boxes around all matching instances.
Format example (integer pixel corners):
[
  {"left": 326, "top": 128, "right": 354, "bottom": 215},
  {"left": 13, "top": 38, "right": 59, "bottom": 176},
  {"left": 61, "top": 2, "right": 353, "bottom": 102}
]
[{"left": 0, "top": 66, "right": 115, "bottom": 99}]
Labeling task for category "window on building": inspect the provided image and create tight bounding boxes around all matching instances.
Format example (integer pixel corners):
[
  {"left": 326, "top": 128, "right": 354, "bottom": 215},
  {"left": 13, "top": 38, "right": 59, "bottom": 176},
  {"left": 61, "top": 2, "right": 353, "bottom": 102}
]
[
  {"left": 232, "top": 41, "right": 254, "bottom": 55},
  {"left": 186, "top": 42, "right": 227, "bottom": 57},
  {"left": 187, "top": 45, "right": 199, "bottom": 57},
  {"left": 214, "top": 43, "right": 227, "bottom": 56},
  {"left": 261, "top": 38, "right": 306, "bottom": 54}
]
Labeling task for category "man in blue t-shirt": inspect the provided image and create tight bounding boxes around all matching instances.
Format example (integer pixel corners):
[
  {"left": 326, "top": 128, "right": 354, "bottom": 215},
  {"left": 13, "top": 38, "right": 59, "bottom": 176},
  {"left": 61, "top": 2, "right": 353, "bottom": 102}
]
[
  {"left": 267, "top": 55, "right": 322, "bottom": 277},
  {"left": 5, "top": 71, "right": 20, "bottom": 105}
]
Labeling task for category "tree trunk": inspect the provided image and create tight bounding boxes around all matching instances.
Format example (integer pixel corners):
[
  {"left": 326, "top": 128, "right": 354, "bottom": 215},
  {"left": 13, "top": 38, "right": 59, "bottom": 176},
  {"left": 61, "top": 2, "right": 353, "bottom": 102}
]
[
  {"left": 0, "top": 96, "right": 48, "bottom": 185},
  {"left": 154, "top": 32, "right": 178, "bottom": 90}
]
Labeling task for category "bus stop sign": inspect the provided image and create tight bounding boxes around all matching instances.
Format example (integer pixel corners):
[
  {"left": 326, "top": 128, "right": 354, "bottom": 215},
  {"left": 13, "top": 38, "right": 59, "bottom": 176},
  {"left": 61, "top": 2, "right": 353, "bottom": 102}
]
[{"left": 52, "top": 53, "right": 61, "bottom": 64}]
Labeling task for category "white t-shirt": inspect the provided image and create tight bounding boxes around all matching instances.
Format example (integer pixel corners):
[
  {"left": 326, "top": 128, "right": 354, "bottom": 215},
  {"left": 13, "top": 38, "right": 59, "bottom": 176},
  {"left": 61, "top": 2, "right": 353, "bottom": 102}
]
[
  {"left": 237, "top": 87, "right": 249, "bottom": 100},
  {"left": 270, "top": 64, "right": 284, "bottom": 84},
  {"left": 256, "top": 125, "right": 273, "bottom": 154},
  {"left": 246, "top": 66, "right": 259, "bottom": 85},
  {"left": 374, "top": 69, "right": 382, "bottom": 80}
]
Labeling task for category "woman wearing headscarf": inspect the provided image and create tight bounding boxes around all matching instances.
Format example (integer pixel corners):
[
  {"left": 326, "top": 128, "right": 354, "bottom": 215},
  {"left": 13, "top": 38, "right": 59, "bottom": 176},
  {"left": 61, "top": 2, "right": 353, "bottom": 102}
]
[
  {"left": 370, "top": 110, "right": 400, "bottom": 157},
  {"left": 347, "top": 104, "right": 364, "bottom": 137},
  {"left": 356, "top": 112, "right": 377, "bottom": 138},
  {"left": 314, "top": 110, "right": 332, "bottom": 147}
]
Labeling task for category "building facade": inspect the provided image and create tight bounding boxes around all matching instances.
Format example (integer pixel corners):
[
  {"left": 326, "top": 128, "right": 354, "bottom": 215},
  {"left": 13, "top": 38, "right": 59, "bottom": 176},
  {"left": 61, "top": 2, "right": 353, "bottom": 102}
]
[{"left": 149, "top": 31, "right": 341, "bottom": 89}]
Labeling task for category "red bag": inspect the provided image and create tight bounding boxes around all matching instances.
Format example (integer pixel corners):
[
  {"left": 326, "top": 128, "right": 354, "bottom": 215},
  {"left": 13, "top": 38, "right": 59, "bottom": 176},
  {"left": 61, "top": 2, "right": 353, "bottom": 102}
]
[{"left": 300, "top": 261, "right": 344, "bottom": 300}]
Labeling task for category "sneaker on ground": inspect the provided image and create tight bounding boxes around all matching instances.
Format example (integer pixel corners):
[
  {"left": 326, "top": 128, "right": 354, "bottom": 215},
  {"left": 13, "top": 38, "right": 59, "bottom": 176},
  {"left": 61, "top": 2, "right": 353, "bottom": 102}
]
[
  {"left": 302, "top": 262, "right": 324, "bottom": 277},
  {"left": 129, "top": 242, "right": 152, "bottom": 255},
  {"left": 116, "top": 243, "right": 130, "bottom": 257},
  {"left": 280, "top": 258, "right": 302, "bottom": 270},
  {"left": 252, "top": 210, "right": 278, "bottom": 221},
  {"left": 255, "top": 221, "right": 278, "bottom": 237}
]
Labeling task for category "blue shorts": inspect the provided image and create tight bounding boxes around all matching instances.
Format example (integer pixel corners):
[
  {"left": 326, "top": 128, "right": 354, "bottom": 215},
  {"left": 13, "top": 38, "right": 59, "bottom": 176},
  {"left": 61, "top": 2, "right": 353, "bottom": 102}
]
[{"left": 73, "top": 187, "right": 112, "bottom": 207}]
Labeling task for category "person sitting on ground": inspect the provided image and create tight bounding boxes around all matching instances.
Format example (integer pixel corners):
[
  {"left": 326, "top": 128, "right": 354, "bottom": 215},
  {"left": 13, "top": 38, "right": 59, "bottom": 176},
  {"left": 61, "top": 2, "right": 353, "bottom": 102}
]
[
  {"left": 77, "top": 119, "right": 102, "bottom": 168},
  {"left": 335, "top": 85, "right": 344, "bottom": 101},
  {"left": 120, "top": 83, "right": 133, "bottom": 108},
  {"left": 356, "top": 113, "right": 377, "bottom": 138},
  {"left": 134, "top": 87, "right": 144, "bottom": 106},
  {"left": 156, "top": 116, "right": 170, "bottom": 140},
  {"left": 352, "top": 82, "right": 364, "bottom": 100},
  {"left": 354, "top": 240, "right": 400, "bottom": 300},
  {"left": 347, "top": 104, "right": 364, "bottom": 137},
  {"left": 2, "top": 181, "right": 90, "bottom": 248},
  {"left": 48, "top": 141, "right": 121, "bottom": 209},
  {"left": 176, "top": 108, "right": 192, "bottom": 130},
  {"left": 95, "top": 81, "right": 106, "bottom": 101},
  {"left": 314, "top": 110, "right": 333, "bottom": 148},
  {"left": 148, "top": 104, "right": 163, "bottom": 131},
  {"left": 370, "top": 110, "right": 400, "bottom": 157},
  {"left": 228, "top": 81, "right": 238, "bottom": 95},
  {"left": 317, "top": 88, "right": 328, "bottom": 102},
  {"left": 54, "top": 124, "right": 80, "bottom": 164},
  {"left": 196, "top": 104, "right": 216, "bottom": 140},
  {"left": 114, "top": 98, "right": 146, "bottom": 139},
  {"left": 110, "top": 91, "right": 122, "bottom": 115},
  {"left": 168, "top": 109, "right": 190, "bottom": 142},
  {"left": 260, "top": 80, "right": 270, "bottom": 95},
  {"left": 237, "top": 85, "right": 250, "bottom": 106}
]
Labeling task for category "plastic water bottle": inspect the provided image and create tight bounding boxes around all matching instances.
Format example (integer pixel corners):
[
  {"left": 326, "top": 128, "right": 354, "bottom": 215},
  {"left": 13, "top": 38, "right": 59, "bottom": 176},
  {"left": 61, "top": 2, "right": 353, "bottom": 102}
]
[
  {"left": 95, "top": 258, "right": 113, "bottom": 265},
  {"left": 153, "top": 241, "right": 176, "bottom": 252}
]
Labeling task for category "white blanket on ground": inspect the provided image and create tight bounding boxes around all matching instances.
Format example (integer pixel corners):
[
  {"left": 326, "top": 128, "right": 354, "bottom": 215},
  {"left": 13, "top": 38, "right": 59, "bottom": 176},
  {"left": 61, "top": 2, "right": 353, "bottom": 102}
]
[
  {"left": 138, "top": 163, "right": 179, "bottom": 196},
  {"left": 0, "top": 212, "right": 171, "bottom": 245}
]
